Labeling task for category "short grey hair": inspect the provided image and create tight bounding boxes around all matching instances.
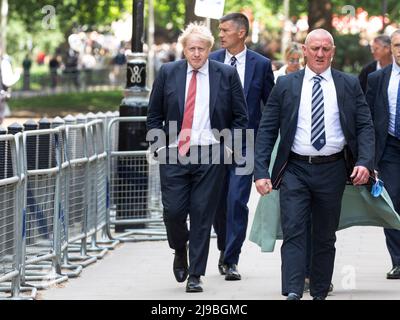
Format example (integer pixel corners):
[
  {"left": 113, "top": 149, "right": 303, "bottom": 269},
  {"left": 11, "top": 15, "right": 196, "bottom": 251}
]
[
  {"left": 220, "top": 13, "right": 250, "bottom": 37},
  {"left": 305, "top": 29, "right": 335, "bottom": 46},
  {"left": 374, "top": 35, "right": 391, "bottom": 47},
  {"left": 178, "top": 22, "right": 214, "bottom": 49},
  {"left": 391, "top": 29, "right": 400, "bottom": 41}
]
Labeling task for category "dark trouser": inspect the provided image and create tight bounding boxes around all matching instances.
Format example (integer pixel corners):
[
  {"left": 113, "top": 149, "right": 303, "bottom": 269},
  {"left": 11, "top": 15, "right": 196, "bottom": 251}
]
[
  {"left": 379, "top": 135, "right": 400, "bottom": 267},
  {"left": 159, "top": 145, "right": 226, "bottom": 276},
  {"left": 280, "top": 157, "right": 347, "bottom": 298},
  {"left": 213, "top": 166, "right": 253, "bottom": 264},
  {"left": 213, "top": 174, "right": 227, "bottom": 252},
  {"left": 305, "top": 219, "right": 312, "bottom": 278}
]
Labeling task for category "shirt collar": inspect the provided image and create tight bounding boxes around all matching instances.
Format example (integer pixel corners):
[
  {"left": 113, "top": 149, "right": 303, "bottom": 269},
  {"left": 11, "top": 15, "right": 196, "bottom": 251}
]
[
  {"left": 391, "top": 57, "right": 400, "bottom": 75},
  {"left": 187, "top": 59, "right": 209, "bottom": 75},
  {"left": 226, "top": 46, "right": 247, "bottom": 65},
  {"left": 304, "top": 65, "right": 332, "bottom": 82}
]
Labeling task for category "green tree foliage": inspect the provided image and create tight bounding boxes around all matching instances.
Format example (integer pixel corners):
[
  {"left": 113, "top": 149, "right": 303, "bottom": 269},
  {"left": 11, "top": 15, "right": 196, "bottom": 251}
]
[{"left": 9, "top": 0, "right": 130, "bottom": 34}]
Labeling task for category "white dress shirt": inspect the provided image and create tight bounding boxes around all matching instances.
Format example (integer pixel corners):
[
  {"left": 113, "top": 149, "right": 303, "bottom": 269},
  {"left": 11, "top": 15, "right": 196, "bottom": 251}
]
[
  {"left": 291, "top": 66, "right": 346, "bottom": 156},
  {"left": 387, "top": 58, "right": 400, "bottom": 137},
  {"left": 170, "top": 60, "right": 218, "bottom": 147},
  {"left": 224, "top": 47, "right": 246, "bottom": 87}
]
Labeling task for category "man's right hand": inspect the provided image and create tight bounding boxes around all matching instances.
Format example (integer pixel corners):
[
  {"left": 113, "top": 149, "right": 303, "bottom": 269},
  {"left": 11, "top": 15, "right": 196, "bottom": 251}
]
[{"left": 255, "top": 179, "right": 273, "bottom": 196}]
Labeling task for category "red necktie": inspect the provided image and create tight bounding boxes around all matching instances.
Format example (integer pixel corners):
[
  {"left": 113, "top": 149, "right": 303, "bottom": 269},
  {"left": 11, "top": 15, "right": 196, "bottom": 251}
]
[{"left": 178, "top": 70, "right": 198, "bottom": 156}]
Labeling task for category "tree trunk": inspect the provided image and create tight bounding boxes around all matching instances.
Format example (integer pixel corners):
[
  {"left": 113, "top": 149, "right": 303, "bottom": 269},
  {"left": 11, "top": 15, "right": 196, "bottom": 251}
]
[
  {"left": 308, "top": 0, "right": 332, "bottom": 33},
  {"left": 0, "top": 0, "right": 8, "bottom": 54},
  {"left": 185, "top": 0, "right": 203, "bottom": 26}
]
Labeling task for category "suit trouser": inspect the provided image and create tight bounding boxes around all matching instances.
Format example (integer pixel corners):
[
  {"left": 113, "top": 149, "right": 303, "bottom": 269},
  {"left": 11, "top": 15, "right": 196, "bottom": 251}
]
[
  {"left": 280, "top": 157, "right": 346, "bottom": 298},
  {"left": 213, "top": 166, "right": 253, "bottom": 264},
  {"left": 378, "top": 135, "right": 400, "bottom": 267},
  {"left": 159, "top": 145, "right": 226, "bottom": 276}
]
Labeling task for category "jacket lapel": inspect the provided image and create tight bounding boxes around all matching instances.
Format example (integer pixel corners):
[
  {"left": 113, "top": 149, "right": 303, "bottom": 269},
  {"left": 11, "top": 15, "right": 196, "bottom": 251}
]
[
  {"left": 283, "top": 69, "right": 304, "bottom": 142},
  {"left": 244, "top": 52, "right": 255, "bottom": 97},
  {"left": 332, "top": 69, "right": 347, "bottom": 126},
  {"left": 209, "top": 60, "right": 221, "bottom": 118},
  {"left": 215, "top": 50, "right": 225, "bottom": 63},
  {"left": 289, "top": 69, "right": 304, "bottom": 126},
  {"left": 176, "top": 60, "right": 187, "bottom": 117},
  {"left": 382, "top": 65, "right": 392, "bottom": 116}
]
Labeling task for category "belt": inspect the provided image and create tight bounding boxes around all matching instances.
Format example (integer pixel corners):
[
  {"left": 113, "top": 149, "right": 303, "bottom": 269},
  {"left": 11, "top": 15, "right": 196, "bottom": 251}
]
[{"left": 289, "top": 150, "right": 344, "bottom": 164}]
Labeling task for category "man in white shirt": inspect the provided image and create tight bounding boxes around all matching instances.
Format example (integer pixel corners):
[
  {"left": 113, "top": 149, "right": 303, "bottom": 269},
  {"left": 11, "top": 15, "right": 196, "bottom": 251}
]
[
  {"left": 254, "top": 29, "right": 374, "bottom": 300},
  {"left": 366, "top": 29, "right": 400, "bottom": 280},
  {"left": 209, "top": 13, "right": 274, "bottom": 280},
  {"left": 147, "top": 23, "right": 248, "bottom": 293}
]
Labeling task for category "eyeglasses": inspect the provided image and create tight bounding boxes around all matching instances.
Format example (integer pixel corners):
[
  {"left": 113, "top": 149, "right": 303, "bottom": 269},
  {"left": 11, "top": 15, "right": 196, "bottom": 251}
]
[{"left": 288, "top": 58, "right": 300, "bottom": 64}]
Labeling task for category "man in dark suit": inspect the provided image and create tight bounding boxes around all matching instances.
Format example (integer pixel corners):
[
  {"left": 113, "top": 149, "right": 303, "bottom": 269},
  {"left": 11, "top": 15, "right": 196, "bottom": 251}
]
[
  {"left": 209, "top": 13, "right": 274, "bottom": 280},
  {"left": 366, "top": 29, "right": 400, "bottom": 280},
  {"left": 359, "top": 35, "right": 392, "bottom": 94},
  {"left": 147, "top": 23, "right": 248, "bottom": 293},
  {"left": 254, "top": 29, "right": 375, "bottom": 300}
]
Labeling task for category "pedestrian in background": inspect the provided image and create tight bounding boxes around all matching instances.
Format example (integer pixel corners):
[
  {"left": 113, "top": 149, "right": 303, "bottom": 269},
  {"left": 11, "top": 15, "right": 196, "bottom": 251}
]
[{"left": 359, "top": 35, "right": 392, "bottom": 93}]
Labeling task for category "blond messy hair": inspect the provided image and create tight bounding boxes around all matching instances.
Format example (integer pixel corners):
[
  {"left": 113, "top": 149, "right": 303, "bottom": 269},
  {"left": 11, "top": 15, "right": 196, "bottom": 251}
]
[{"left": 178, "top": 22, "right": 214, "bottom": 49}]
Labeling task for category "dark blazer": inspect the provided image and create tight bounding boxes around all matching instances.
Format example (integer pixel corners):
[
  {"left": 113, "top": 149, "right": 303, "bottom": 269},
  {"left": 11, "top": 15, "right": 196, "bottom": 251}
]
[
  {"left": 365, "top": 64, "right": 393, "bottom": 165},
  {"left": 147, "top": 59, "right": 248, "bottom": 148},
  {"left": 359, "top": 60, "right": 378, "bottom": 94},
  {"left": 254, "top": 68, "right": 375, "bottom": 188},
  {"left": 209, "top": 49, "right": 274, "bottom": 131}
]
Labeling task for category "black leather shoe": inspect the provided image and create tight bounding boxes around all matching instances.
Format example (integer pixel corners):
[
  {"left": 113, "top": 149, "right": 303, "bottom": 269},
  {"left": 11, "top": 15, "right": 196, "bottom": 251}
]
[
  {"left": 387, "top": 266, "right": 400, "bottom": 279},
  {"left": 286, "top": 293, "right": 301, "bottom": 300},
  {"left": 225, "top": 264, "right": 241, "bottom": 281},
  {"left": 304, "top": 278, "right": 333, "bottom": 293},
  {"left": 173, "top": 247, "right": 188, "bottom": 283},
  {"left": 218, "top": 251, "right": 226, "bottom": 275},
  {"left": 186, "top": 275, "right": 203, "bottom": 293},
  {"left": 313, "top": 296, "right": 326, "bottom": 300}
]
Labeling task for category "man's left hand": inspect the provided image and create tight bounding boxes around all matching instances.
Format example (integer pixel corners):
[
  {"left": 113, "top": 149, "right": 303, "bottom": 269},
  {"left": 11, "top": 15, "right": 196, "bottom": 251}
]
[{"left": 350, "top": 166, "right": 370, "bottom": 185}]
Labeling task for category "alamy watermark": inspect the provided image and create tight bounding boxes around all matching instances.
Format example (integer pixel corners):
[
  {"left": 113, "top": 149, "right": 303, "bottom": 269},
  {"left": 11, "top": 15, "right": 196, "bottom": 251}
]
[
  {"left": 41, "top": 5, "right": 56, "bottom": 30},
  {"left": 341, "top": 265, "right": 357, "bottom": 290},
  {"left": 341, "top": 5, "right": 356, "bottom": 18},
  {"left": 146, "top": 122, "right": 255, "bottom": 175}
]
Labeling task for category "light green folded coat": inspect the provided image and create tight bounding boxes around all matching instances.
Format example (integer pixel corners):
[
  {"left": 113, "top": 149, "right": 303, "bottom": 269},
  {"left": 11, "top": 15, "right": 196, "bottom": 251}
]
[{"left": 249, "top": 139, "right": 400, "bottom": 252}]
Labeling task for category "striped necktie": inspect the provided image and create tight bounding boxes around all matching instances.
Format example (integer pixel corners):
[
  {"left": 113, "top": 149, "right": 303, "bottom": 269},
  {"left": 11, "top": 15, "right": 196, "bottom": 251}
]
[
  {"left": 311, "top": 75, "right": 326, "bottom": 151},
  {"left": 230, "top": 56, "right": 237, "bottom": 68}
]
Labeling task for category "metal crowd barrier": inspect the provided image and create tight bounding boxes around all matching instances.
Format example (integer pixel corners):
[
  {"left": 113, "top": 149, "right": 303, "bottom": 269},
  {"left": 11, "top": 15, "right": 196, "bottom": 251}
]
[
  {"left": 21, "top": 124, "right": 69, "bottom": 289},
  {"left": 62, "top": 115, "right": 98, "bottom": 267},
  {"left": 0, "top": 112, "right": 165, "bottom": 299},
  {"left": 106, "top": 116, "right": 166, "bottom": 242},
  {"left": 0, "top": 132, "right": 36, "bottom": 299}
]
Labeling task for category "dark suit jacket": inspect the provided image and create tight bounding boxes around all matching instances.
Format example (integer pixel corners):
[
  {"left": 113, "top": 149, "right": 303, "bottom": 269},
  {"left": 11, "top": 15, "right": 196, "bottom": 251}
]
[
  {"left": 365, "top": 64, "right": 393, "bottom": 165},
  {"left": 209, "top": 49, "right": 274, "bottom": 131},
  {"left": 254, "top": 68, "right": 375, "bottom": 188},
  {"left": 359, "top": 60, "right": 377, "bottom": 94},
  {"left": 147, "top": 59, "right": 248, "bottom": 149}
]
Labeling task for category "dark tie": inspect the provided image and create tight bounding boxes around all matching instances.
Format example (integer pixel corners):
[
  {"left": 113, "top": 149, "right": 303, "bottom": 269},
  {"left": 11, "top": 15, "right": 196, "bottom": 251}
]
[
  {"left": 178, "top": 70, "right": 198, "bottom": 156},
  {"left": 395, "top": 77, "right": 400, "bottom": 139},
  {"left": 311, "top": 75, "right": 326, "bottom": 151},
  {"left": 230, "top": 56, "right": 237, "bottom": 68}
]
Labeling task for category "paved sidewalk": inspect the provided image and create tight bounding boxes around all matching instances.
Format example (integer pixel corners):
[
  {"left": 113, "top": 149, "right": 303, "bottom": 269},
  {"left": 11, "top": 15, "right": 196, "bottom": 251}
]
[{"left": 40, "top": 187, "right": 400, "bottom": 300}]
